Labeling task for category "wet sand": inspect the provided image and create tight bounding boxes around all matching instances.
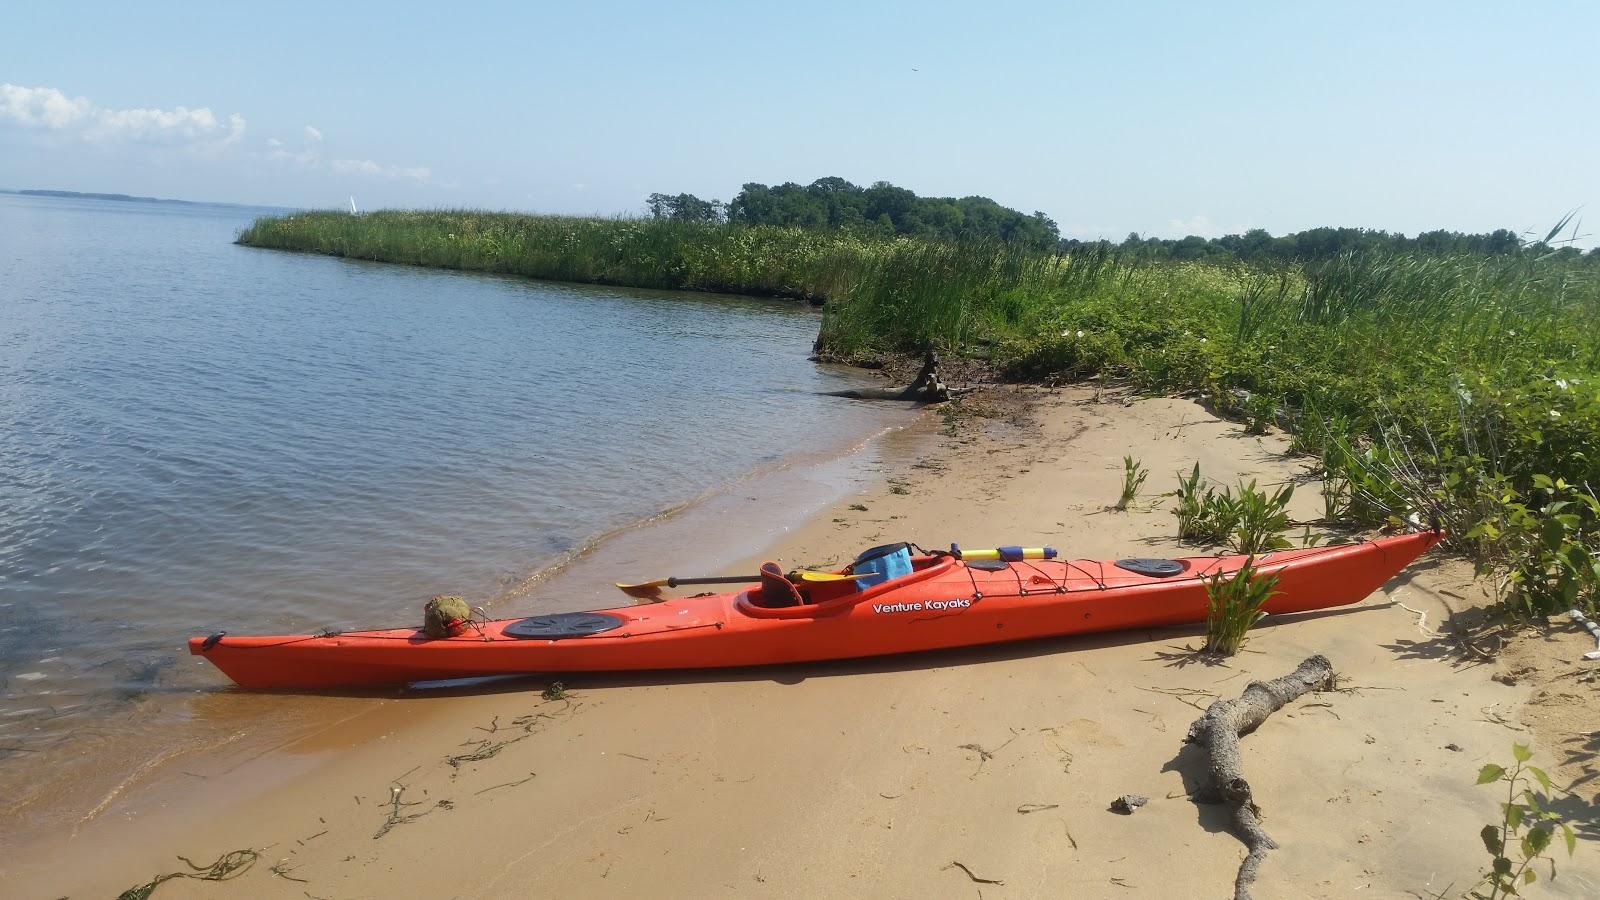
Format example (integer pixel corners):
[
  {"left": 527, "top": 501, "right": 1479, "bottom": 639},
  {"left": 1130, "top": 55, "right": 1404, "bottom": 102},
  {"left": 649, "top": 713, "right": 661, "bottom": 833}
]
[{"left": 8, "top": 387, "right": 1598, "bottom": 899}]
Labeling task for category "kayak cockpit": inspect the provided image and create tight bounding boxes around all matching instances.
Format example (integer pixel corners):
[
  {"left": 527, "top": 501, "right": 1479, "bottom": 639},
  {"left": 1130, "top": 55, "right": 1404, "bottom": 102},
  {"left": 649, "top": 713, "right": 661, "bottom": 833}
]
[{"left": 737, "top": 553, "right": 959, "bottom": 618}]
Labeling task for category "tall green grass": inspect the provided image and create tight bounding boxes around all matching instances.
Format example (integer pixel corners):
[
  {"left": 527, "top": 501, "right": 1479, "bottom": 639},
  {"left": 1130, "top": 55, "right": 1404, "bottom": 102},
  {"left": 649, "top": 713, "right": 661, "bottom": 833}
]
[
  {"left": 239, "top": 210, "right": 890, "bottom": 302},
  {"left": 823, "top": 242, "right": 1600, "bottom": 615}
]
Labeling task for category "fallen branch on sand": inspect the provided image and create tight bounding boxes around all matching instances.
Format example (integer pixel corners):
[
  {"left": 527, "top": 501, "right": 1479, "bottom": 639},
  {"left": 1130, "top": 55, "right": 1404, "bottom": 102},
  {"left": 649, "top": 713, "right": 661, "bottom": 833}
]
[{"left": 1184, "top": 654, "right": 1336, "bottom": 900}]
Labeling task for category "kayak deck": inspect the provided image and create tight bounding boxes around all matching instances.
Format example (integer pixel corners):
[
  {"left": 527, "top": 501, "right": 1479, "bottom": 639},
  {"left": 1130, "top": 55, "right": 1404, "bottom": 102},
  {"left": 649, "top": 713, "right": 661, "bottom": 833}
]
[{"left": 190, "top": 532, "right": 1441, "bottom": 690}]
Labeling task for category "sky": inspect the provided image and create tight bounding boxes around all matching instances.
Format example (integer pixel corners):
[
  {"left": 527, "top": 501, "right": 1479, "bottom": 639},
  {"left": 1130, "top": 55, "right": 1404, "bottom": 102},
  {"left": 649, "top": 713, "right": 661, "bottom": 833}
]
[{"left": 3, "top": 1, "right": 1597, "bottom": 243}]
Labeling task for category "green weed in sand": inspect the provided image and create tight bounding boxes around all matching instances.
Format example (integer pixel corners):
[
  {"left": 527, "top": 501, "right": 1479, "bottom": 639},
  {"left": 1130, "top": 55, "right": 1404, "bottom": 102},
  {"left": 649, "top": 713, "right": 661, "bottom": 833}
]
[
  {"left": 1202, "top": 560, "right": 1277, "bottom": 656},
  {"left": 1114, "top": 455, "right": 1147, "bottom": 511},
  {"left": 1472, "top": 742, "right": 1577, "bottom": 899}
]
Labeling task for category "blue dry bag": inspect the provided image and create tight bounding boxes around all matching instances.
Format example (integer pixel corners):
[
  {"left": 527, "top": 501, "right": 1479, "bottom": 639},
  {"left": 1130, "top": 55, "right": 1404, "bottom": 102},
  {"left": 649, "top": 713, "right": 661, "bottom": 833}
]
[{"left": 852, "top": 542, "right": 913, "bottom": 590}]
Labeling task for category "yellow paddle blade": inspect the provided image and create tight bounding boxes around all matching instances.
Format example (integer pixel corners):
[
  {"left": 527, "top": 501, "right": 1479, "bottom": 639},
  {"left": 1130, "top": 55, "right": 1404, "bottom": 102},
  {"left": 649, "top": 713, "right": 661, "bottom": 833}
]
[
  {"left": 615, "top": 580, "right": 667, "bottom": 600},
  {"left": 794, "top": 570, "right": 874, "bottom": 583}
]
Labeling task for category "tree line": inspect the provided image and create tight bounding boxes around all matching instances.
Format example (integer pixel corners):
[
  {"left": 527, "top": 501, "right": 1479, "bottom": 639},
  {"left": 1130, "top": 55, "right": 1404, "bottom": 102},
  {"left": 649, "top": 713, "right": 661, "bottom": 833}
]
[
  {"left": 1084, "top": 226, "right": 1597, "bottom": 264},
  {"left": 647, "top": 177, "right": 1060, "bottom": 250},
  {"left": 647, "top": 179, "right": 1597, "bottom": 264}
]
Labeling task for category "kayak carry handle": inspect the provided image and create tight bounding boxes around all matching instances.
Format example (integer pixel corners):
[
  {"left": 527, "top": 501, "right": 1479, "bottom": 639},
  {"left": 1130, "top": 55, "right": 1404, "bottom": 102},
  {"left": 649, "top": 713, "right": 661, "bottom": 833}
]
[{"left": 950, "top": 544, "right": 1058, "bottom": 562}]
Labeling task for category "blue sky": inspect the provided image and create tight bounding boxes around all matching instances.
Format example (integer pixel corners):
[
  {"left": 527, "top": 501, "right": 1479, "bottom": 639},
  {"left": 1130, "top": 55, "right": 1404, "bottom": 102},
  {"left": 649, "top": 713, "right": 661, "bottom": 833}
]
[{"left": 3, "top": 1, "right": 1596, "bottom": 243}]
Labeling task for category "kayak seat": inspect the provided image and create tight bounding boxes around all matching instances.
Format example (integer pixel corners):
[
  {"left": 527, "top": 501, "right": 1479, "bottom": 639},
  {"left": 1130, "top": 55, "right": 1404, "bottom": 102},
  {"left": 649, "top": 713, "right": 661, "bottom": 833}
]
[{"left": 754, "top": 561, "right": 804, "bottom": 608}]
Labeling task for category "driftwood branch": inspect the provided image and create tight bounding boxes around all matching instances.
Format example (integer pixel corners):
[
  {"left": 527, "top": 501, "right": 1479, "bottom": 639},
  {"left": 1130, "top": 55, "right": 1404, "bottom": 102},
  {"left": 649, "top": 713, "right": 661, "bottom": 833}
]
[
  {"left": 1183, "top": 654, "right": 1336, "bottom": 900},
  {"left": 824, "top": 350, "right": 961, "bottom": 402}
]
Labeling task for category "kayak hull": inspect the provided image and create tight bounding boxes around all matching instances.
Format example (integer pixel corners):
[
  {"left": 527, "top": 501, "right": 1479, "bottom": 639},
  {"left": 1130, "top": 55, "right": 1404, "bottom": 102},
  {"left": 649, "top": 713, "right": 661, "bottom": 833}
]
[{"left": 189, "top": 532, "right": 1440, "bottom": 690}]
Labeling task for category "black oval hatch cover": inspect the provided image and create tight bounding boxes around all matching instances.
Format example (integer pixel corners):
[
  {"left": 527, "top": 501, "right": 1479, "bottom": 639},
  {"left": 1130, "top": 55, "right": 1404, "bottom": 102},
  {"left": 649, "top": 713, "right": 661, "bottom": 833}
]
[
  {"left": 503, "top": 612, "right": 625, "bottom": 639},
  {"left": 1114, "top": 558, "right": 1186, "bottom": 577}
]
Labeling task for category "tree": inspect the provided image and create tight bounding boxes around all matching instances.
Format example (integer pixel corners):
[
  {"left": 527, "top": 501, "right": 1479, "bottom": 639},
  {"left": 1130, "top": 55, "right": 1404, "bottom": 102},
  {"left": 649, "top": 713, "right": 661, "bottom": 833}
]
[{"left": 646, "top": 192, "right": 725, "bottom": 223}]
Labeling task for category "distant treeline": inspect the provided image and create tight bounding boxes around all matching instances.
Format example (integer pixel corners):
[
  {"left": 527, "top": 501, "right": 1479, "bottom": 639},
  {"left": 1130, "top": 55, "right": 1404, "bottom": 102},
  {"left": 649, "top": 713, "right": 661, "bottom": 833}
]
[
  {"left": 647, "top": 178, "right": 1596, "bottom": 264},
  {"left": 1084, "top": 225, "right": 1598, "bottom": 264},
  {"left": 646, "top": 177, "right": 1061, "bottom": 250}
]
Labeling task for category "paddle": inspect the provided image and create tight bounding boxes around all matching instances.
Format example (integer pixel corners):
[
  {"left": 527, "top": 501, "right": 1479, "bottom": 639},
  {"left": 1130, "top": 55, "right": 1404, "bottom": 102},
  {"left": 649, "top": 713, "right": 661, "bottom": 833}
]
[{"left": 616, "top": 570, "right": 870, "bottom": 600}]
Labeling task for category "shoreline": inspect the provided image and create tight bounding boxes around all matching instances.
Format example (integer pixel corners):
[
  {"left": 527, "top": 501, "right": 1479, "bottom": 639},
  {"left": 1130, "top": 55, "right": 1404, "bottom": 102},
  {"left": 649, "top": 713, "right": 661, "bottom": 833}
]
[
  {"left": 8, "top": 387, "right": 1597, "bottom": 898},
  {"left": 0, "top": 382, "right": 919, "bottom": 849}
]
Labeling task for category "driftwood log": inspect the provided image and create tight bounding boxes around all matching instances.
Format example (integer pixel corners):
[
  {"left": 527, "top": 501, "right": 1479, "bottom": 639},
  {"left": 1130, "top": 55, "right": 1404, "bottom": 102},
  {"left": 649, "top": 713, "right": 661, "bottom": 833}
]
[
  {"left": 822, "top": 350, "right": 970, "bottom": 403},
  {"left": 1184, "top": 654, "right": 1336, "bottom": 900}
]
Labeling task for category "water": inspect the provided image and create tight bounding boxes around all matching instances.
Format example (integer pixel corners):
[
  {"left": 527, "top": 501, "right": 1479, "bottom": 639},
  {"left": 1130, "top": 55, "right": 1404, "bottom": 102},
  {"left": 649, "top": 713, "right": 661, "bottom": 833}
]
[{"left": 0, "top": 193, "right": 900, "bottom": 771}]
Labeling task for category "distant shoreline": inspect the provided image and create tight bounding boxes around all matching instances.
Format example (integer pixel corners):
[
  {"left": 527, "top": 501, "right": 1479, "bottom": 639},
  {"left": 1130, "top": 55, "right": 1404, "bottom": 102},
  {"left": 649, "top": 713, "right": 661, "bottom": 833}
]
[{"left": 0, "top": 188, "right": 286, "bottom": 211}]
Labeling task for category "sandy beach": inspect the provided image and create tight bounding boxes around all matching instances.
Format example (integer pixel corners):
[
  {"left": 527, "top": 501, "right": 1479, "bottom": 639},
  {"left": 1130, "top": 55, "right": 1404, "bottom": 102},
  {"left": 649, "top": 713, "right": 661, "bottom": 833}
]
[{"left": 9, "top": 386, "right": 1598, "bottom": 899}]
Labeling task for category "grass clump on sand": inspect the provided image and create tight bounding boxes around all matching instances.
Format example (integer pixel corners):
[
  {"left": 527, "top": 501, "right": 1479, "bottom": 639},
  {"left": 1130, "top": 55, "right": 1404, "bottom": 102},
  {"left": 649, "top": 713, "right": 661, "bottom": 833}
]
[
  {"left": 1114, "top": 455, "right": 1147, "bottom": 511},
  {"left": 1203, "top": 560, "right": 1278, "bottom": 656}
]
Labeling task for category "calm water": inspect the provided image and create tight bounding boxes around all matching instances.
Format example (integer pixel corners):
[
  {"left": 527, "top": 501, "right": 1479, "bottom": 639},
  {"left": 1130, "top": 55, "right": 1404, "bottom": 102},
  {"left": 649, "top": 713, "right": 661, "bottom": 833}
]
[{"left": 0, "top": 193, "right": 894, "bottom": 754}]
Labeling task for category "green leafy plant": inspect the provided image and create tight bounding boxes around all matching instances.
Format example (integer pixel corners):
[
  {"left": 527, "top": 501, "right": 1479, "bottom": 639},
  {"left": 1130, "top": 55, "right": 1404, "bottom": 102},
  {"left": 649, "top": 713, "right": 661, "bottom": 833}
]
[
  {"left": 1472, "top": 742, "right": 1577, "bottom": 898},
  {"left": 1199, "top": 488, "right": 1245, "bottom": 545},
  {"left": 1230, "top": 480, "right": 1295, "bottom": 554},
  {"left": 1170, "top": 466, "right": 1293, "bottom": 552},
  {"left": 1321, "top": 474, "right": 1350, "bottom": 522},
  {"left": 1171, "top": 464, "right": 1243, "bottom": 545},
  {"left": 1244, "top": 392, "right": 1277, "bottom": 435},
  {"left": 1172, "top": 462, "right": 1207, "bottom": 539},
  {"left": 1203, "top": 559, "right": 1278, "bottom": 655},
  {"left": 1115, "top": 455, "right": 1148, "bottom": 511},
  {"left": 1468, "top": 476, "right": 1600, "bottom": 617}
]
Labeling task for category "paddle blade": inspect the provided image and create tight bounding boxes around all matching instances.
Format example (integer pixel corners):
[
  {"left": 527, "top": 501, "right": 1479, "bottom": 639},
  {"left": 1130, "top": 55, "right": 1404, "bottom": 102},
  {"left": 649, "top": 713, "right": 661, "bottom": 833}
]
[
  {"left": 794, "top": 570, "right": 875, "bottom": 583},
  {"left": 615, "top": 580, "right": 667, "bottom": 599}
]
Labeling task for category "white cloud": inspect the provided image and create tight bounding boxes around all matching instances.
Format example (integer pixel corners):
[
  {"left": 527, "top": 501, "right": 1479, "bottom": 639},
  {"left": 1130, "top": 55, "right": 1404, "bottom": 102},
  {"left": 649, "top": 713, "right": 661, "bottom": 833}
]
[
  {"left": 0, "top": 83, "right": 244, "bottom": 146},
  {"left": 4, "top": 83, "right": 436, "bottom": 189},
  {"left": 329, "top": 158, "right": 431, "bottom": 182}
]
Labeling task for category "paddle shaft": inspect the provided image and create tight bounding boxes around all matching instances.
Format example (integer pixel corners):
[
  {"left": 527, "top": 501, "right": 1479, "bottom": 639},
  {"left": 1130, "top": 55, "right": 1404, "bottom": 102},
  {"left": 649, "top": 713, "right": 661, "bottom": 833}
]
[{"left": 659, "top": 574, "right": 761, "bottom": 589}]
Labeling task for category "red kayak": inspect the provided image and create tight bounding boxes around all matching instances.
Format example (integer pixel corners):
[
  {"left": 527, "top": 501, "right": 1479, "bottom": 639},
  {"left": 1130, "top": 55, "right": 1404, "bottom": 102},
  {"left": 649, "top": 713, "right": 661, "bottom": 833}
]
[{"left": 190, "top": 532, "right": 1440, "bottom": 690}]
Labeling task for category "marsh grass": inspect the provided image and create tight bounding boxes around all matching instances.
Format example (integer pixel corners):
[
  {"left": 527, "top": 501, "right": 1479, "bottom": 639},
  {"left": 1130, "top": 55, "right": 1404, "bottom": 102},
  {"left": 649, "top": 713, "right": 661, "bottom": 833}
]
[
  {"left": 239, "top": 210, "right": 886, "bottom": 302},
  {"left": 241, "top": 208, "right": 1600, "bottom": 615}
]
